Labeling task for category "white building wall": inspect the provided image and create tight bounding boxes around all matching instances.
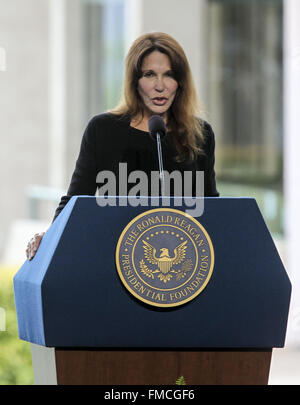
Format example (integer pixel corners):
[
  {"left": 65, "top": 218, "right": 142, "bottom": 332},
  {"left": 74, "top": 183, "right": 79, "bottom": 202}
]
[
  {"left": 49, "top": 0, "right": 66, "bottom": 190},
  {"left": 283, "top": 0, "right": 300, "bottom": 346},
  {"left": 0, "top": 0, "right": 87, "bottom": 263},
  {"left": 0, "top": 0, "right": 51, "bottom": 259}
]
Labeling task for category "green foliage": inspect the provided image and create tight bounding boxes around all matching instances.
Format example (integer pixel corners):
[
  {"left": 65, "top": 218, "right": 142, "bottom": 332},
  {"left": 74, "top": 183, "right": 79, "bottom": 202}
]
[
  {"left": 0, "top": 268, "right": 34, "bottom": 385},
  {"left": 175, "top": 375, "right": 186, "bottom": 385}
]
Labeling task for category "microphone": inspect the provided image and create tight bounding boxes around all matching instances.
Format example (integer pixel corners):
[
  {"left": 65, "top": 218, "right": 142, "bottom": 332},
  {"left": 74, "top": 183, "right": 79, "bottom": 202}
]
[
  {"left": 148, "top": 115, "right": 167, "bottom": 140},
  {"left": 148, "top": 115, "right": 166, "bottom": 196}
]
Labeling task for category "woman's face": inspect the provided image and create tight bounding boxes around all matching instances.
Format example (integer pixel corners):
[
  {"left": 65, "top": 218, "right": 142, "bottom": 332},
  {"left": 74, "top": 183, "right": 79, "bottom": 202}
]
[{"left": 137, "top": 50, "right": 178, "bottom": 119}]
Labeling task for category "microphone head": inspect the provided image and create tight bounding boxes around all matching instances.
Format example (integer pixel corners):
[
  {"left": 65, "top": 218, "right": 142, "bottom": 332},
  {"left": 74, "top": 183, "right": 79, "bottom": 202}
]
[{"left": 148, "top": 115, "right": 166, "bottom": 140}]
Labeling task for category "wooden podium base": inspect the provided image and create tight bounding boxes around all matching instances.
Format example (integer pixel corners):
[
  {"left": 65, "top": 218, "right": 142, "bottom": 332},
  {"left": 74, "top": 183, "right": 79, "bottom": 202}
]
[{"left": 53, "top": 348, "right": 272, "bottom": 385}]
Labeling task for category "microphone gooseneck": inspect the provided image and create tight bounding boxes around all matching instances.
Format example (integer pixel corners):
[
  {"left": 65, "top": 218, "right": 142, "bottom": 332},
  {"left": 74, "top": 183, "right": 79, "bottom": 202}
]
[{"left": 148, "top": 115, "right": 166, "bottom": 196}]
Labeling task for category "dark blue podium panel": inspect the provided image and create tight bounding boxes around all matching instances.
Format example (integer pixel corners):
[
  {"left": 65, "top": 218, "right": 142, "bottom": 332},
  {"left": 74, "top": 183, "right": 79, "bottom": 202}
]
[{"left": 14, "top": 197, "right": 291, "bottom": 348}]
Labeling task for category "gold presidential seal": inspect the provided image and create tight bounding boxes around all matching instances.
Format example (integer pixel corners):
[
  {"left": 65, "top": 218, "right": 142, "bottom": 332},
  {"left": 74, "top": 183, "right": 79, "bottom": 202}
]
[{"left": 115, "top": 208, "right": 214, "bottom": 307}]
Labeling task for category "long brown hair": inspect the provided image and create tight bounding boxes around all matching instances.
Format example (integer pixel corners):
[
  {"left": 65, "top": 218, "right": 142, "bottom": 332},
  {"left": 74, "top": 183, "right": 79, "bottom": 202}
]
[{"left": 111, "top": 32, "right": 206, "bottom": 161}]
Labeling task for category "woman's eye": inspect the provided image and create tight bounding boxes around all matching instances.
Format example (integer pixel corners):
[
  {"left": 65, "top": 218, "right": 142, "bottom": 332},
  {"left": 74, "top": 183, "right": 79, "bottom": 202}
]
[
  {"left": 143, "top": 71, "right": 154, "bottom": 77},
  {"left": 166, "top": 71, "right": 175, "bottom": 78}
]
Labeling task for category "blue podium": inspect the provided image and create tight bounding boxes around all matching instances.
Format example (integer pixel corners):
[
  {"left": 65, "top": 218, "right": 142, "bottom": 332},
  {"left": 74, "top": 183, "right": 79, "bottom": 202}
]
[{"left": 14, "top": 197, "right": 291, "bottom": 385}]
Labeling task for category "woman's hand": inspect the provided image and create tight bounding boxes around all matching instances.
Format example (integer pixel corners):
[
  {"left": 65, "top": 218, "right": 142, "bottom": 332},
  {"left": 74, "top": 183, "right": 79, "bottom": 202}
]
[{"left": 26, "top": 232, "right": 45, "bottom": 260}]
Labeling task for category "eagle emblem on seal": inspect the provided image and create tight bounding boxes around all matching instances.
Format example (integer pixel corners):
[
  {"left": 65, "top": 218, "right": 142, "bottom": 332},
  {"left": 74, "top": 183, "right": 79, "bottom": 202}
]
[{"left": 139, "top": 239, "right": 193, "bottom": 283}]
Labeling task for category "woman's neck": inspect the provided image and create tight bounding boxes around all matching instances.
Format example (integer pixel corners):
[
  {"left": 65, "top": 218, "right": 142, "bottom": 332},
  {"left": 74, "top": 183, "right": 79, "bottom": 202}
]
[{"left": 130, "top": 113, "right": 167, "bottom": 132}]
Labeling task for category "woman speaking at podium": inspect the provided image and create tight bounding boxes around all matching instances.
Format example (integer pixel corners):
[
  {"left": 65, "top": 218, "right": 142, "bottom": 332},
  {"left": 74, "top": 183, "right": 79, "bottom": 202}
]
[{"left": 26, "top": 31, "right": 219, "bottom": 260}]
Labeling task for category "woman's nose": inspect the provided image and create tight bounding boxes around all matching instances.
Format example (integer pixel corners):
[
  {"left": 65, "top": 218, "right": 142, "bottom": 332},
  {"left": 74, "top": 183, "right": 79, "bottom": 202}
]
[{"left": 155, "top": 76, "right": 165, "bottom": 91}]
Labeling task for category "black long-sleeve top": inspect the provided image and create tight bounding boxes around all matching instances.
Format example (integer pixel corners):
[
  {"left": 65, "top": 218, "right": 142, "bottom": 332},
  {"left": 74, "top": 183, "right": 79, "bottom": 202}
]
[{"left": 53, "top": 113, "right": 219, "bottom": 221}]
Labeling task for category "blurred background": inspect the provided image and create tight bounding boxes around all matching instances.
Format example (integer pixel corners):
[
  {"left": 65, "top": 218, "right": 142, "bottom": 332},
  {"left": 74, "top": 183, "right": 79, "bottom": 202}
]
[{"left": 0, "top": 0, "right": 299, "bottom": 384}]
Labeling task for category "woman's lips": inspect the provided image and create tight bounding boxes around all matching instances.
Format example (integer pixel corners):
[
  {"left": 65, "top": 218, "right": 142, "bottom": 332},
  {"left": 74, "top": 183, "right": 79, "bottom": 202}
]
[{"left": 152, "top": 97, "right": 168, "bottom": 106}]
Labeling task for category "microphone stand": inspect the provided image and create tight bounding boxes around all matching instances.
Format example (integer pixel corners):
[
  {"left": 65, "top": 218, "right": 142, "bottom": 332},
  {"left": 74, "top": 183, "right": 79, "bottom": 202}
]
[{"left": 156, "top": 133, "right": 165, "bottom": 196}]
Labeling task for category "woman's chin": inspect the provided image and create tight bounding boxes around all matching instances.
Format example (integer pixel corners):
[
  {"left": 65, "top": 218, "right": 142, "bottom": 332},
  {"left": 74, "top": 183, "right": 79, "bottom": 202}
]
[{"left": 148, "top": 106, "right": 169, "bottom": 117}]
